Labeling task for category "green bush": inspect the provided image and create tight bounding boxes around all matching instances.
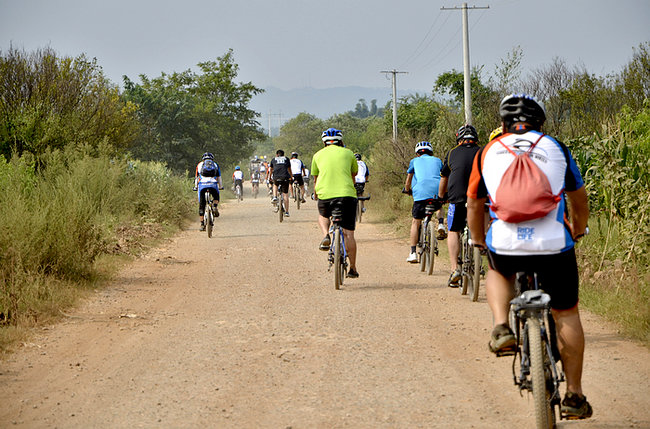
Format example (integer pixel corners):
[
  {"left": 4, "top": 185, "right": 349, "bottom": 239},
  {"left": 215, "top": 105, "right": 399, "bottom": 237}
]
[{"left": 0, "top": 148, "right": 193, "bottom": 327}]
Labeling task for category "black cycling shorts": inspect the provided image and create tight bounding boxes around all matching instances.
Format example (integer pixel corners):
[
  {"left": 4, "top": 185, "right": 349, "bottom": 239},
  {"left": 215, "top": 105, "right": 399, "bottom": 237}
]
[
  {"left": 447, "top": 202, "right": 467, "bottom": 232},
  {"left": 318, "top": 197, "right": 358, "bottom": 231},
  {"left": 274, "top": 179, "right": 290, "bottom": 194},
  {"left": 354, "top": 183, "right": 366, "bottom": 197},
  {"left": 412, "top": 198, "right": 441, "bottom": 220},
  {"left": 487, "top": 248, "right": 580, "bottom": 310},
  {"left": 292, "top": 174, "right": 304, "bottom": 186}
]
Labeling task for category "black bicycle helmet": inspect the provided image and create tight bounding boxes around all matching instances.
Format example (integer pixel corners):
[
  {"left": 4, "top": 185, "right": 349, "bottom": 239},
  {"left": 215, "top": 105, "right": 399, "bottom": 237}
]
[
  {"left": 499, "top": 93, "right": 546, "bottom": 127},
  {"left": 455, "top": 124, "right": 478, "bottom": 142},
  {"left": 354, "top": 153, "right": 362, "bottom": 160},
  {"left": 202, "top": 152, "right": 214, "bottom": 160}
]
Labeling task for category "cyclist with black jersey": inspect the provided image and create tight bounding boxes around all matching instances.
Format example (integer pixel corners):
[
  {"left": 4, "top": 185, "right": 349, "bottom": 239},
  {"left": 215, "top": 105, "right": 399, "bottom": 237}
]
[
  {"left": 269, "top": 149, "right": 292, "bottom": 217},
  {"left": 439, "top": 124, "right": 481, "bottom": 287}
]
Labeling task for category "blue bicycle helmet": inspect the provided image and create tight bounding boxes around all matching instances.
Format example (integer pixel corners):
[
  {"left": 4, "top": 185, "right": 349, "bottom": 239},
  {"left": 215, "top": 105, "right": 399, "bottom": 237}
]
[
  {"left": 235, "top": 166, "right": 240, "bottom": 170},
  {"left": 202, "top": 152, "right": 214, "bottom": 160},
  {"left": 321, "top": 128, "right": 343, "bottom": 144}
]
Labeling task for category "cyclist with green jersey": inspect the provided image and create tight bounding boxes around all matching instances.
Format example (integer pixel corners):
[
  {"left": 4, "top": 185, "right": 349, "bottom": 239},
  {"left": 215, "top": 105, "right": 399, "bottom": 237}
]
[{"left": 312, "top": 128, "right": 360, "bottom": 278}]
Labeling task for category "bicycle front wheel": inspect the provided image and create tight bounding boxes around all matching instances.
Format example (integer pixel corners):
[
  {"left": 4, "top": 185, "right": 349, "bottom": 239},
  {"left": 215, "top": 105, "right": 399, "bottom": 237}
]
[
  {"left": 528, "top": 318, "right": 553, "bottom": 429},
  {"left": 427, "top": 223, "right": 437, "bottom": 275},
  {"left": 334, "top": 227, "right": 343, "bottom": 290}
]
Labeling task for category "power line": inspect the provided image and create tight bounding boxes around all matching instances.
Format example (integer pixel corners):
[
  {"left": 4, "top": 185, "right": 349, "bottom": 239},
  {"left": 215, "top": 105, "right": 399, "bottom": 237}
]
[
  {"left": 441, "top": 3, "right": 490, "bottom": 124},
  {"left": 398, "top": 12, "right": 446, "bottom": 69}
]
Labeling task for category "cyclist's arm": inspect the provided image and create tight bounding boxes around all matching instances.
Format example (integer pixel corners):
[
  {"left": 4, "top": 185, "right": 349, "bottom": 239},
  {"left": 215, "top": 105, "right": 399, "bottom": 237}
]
[
  {"left": 312, "top": 175, "right": 318, "bottom": 200},
  {"left": 467, "top": 196, "right": 488, "bottom": 248},
  {"left": 438, "top": 176, "right": 448, "bottom": 198},
  {"left": 565, "top": 186, "right": 589, "bottom": 240},
  {"left": 404, "top": 173, "right": 414, "bottom": 192}
]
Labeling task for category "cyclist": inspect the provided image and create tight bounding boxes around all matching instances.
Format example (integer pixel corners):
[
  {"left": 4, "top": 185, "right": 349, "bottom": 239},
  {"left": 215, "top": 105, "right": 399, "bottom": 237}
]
[
  {"left": 312, "top": 128, "right": 359, "bottom": 278},
  {"left": 303, "top": 167, "right": 310, "bottom": 195},
  {"left": 232, "top": 166, "right": 244, "bottom": 199},
  {"left": 290, "top": 152, "right": 307, "bottom": 203},
  {"left": 467, "top": 93, "right": 592, "bottom": 419},
  {"left": 404, "top": 141, "right": 444, "bottom": 263},
  {"left": 354, "top": 153, "right": 370, "bottom": 214},
  {"left": 439, "top": 124, "right": 481, "bottom": 286},
  {"left": 193, "top": 152, "right": 223, "bottom": 231},
  {"left": 250, "top": 168, "right": 261, "bottom": 195},
  {"left": 489, "top": 125, "right": 503, "bottom": 142},
  {"left": 269, "top": 149, "right": 292, "bottom": 217}
]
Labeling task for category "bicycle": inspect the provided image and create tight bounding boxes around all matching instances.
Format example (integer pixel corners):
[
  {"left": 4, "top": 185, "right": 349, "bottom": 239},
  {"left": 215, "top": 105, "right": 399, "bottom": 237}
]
[
  {"left": 292, "top": 180, "right": 302, "bottom": 210},
  {"left": 234, "top": 182, "right": 243, "bottom": 202},
  {"left": 272, "top": 185, "right": 287, "bottom": 222},
  {"left": 251, "top": 181, "right": 259, "bottom": 199},
  {"left": 418, "top": 198, "right": 441, "bottom": 275},
  {"left": 458, "top": 225, "right": 483, "bottom": 301},
  {"left": 356, "top": 194, "right": 371, "bottom": 223},
  {"left": 505, "top": 272, "right": 564, "bottom": 429},
  {"left": 327, "top": 203, "right": 348, "bottom": 290},
  {"left": 203, "top": 189, "right": 216, "bottom": 238}
]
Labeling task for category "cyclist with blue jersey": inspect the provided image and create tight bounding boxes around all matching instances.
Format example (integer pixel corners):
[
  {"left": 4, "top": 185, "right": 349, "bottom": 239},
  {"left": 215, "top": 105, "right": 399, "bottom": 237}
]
[
  {"left": 194, "top": 152, "right": 223, "bottom": 231},
  {"left": 404, "top": 141, "right": 444, "bottom": 263},
  {"left": 467, "top": 94, "right": 592, "bottom": 419}
]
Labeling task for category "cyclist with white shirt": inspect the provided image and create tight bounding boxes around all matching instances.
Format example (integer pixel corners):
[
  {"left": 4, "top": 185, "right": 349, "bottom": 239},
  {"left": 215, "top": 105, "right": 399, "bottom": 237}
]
[
  {"left": 354, "top": 153, "right": 370, "bottom": 213},
  {"left": 290, "top": 152, "right": 307, "bottom": 203}
]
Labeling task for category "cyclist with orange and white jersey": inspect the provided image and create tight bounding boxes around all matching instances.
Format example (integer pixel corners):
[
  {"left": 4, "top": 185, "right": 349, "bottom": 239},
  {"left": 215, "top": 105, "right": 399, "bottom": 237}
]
[{"left": 467, "top": 93, "right": 592, "bottom": 420}]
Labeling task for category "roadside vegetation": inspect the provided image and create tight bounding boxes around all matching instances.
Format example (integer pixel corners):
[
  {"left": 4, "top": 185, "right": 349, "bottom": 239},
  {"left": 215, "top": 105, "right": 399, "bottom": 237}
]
[
  {"left": 273, "top": 43, "right": 650, "bottom": 344},
  {"left": 0, "top": 47, "right": 261, "bottom": 351},
  {"left": 1, "top": 41, "right": 648, "bottom": 350}
]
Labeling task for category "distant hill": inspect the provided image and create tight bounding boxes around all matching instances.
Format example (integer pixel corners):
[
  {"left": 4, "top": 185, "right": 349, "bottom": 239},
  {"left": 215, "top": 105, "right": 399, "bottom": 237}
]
[{"left": 249, "top": 86, "right": 429, "bottom": 133}]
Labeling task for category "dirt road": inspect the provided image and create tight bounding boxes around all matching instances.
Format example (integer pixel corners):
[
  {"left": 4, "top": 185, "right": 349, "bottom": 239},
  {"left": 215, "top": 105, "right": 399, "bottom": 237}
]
[{"left": 1, "top": 188, "right": 649, "bottom": 428}]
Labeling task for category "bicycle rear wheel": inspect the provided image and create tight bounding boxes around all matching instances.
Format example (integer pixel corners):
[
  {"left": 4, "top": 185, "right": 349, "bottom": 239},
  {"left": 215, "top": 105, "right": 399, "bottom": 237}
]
[
  {"left": 528, "top": 318, "right": 553, "bottom": 429},
  {"left": 356, "top": 201, "right": 363, "bottom": 223},
  {"left": 460, "top": 235, "right": 469, "bottom": 295},
  {"left": 419, "top": 223, "right": 427, "bottom": 272},
  {"left": 469, "top": 247, "right": 481, "bottom": 301},
  {"left": 427, "top": 223, "right": 437, "bottom": 275},
  {"left": 334, "top": 227, "right": 343, "bottom": 290},
  {"left": 206, "top": 207, "right": 213, "bottom": 238},
  {"left": 296, "top": 186, "right": 301, "bottom": 210},
  {"left": 279, "top": 198, "right": 284, "bottom": 222}
]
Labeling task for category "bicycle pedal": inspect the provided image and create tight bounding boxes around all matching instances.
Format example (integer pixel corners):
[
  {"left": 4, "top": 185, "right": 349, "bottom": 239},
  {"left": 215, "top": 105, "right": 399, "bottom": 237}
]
[{"left": 495, "top": 347, "right": 517, "bottom": 357}]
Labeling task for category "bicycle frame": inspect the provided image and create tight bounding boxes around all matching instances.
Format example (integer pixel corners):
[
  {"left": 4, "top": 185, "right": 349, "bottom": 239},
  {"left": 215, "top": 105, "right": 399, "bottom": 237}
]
[{"left": 510, "top": 273, "right": 564, "bottom": 426}]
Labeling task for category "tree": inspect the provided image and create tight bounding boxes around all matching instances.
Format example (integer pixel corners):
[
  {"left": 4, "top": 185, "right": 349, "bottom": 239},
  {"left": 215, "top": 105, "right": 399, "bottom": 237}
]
[
  {"left": 272, "top": 112, "right": 324, "bottom": 164},
  {"left": 122, "top": 49, "right": 264, "bottom": 174},
  {"left": 0, "top": 46, "right": 140, "bottom": 161}
]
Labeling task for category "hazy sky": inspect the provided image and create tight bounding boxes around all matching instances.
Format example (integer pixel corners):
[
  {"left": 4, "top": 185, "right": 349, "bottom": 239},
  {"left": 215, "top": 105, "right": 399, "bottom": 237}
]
[{"left": 1, "top": 0, "right": 649, "bottom": 92}]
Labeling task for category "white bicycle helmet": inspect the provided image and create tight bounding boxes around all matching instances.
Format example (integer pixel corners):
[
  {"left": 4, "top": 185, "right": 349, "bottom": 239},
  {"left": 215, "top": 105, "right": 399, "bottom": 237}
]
[{"left": 414, "top": 141, "right": 433, "bottom": 154}]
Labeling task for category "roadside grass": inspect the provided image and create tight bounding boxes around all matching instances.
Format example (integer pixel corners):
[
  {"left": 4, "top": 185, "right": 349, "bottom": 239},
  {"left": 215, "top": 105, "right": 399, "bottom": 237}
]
[
  {"left": 577, "top": 219, "right": 650, "bottom": 345},
  {"left": 0, "top": 149, "right": 194, "bottom": 353}
]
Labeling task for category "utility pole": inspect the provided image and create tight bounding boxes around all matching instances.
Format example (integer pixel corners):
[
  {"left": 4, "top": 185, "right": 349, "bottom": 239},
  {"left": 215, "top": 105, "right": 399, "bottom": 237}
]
[
  {"left": 441, "top": 3, "right": 489, "bottom": 125},
  {"left": 381, "top": 69, "right": 408, "bottom": 143}
]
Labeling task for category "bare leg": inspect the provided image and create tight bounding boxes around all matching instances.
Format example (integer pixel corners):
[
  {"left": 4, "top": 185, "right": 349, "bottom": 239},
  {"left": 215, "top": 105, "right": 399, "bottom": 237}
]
[
  {"left": 343, "top": 229, "right": 357, "bottom": 271},
  {"left": 448, "top": 231, "right": 461, "bottom": 271},
  {"left": 318, "top": 215, "right": 330, "bottom": 237},
  {"left": 552, "top": 306, "right": 585, "bottom": 395},
  {"left": 410, "top": 218, "right": 422, "bottom": 247},
  {"left": 486, "top": 269, "right": 514, "bottom": 326}
]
